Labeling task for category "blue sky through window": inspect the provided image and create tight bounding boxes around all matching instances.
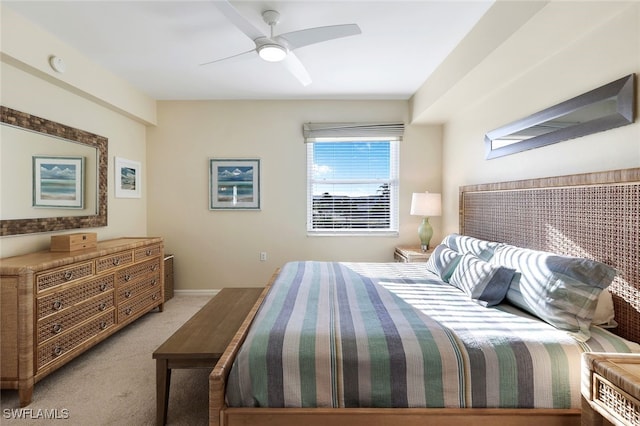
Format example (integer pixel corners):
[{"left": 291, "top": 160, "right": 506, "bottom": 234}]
[{"left": 312, "top": 141, "right": 391, "bottom": 197}]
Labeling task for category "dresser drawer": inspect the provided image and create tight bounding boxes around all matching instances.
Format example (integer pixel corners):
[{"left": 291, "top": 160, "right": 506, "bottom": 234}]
[
  {"left": 36, "top": 262, "right": 94, "bottom": 292},
  {"left": 118, "top": 288, "right": 162, "bottom": 323},
  {"left": 117, "top": 274, "right": 161, "bottom": 304},
  {"left": 592, "top": 372, "right": 640, "bottom": 425},
  {"left": 95, "top": 250, "right": 133, "bottom": 273},
  {"left": 37, "top": 275, "right": 114, "bottom": 319},
  {"left": 134, "top": 244, "right": 162, "bottom": 262},
  {"left": 115, "top": 258, "right": 160, "bottom": 286},
  {"left": 37, "top": 292, "right": 115, "bottom": 343},
  {"left": 36, "top": 310, "right": 116, "bottom": 369}
]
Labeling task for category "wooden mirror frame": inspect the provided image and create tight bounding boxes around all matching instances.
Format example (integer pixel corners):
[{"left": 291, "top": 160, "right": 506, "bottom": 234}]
[
  {"left": 485, "top": 74, "right": 636, "bottom": 159},
  {"left": 0, "top": 106, "right": 108, "bottom": 236}
]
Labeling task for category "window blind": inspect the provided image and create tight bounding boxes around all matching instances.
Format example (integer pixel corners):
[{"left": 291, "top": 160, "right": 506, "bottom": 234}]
[
  {"left": 306, "top": 138, "right": 399, "bottom": 235},
  {"left": 303, "top": 122, "right": 405, "bottom": 142}
]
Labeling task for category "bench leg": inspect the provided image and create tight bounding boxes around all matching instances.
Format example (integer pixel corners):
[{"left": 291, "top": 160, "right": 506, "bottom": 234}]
[{"left": 156, "top": 358, "right": 171, "bottom": 426}]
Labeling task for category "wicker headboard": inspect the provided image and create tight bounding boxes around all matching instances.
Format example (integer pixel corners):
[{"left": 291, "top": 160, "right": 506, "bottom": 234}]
[{"left": 460, "top": 168, "right": 640, "bottom": 344}]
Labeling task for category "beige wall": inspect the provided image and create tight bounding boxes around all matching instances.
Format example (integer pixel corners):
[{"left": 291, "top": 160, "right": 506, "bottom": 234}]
[
  {"left": 0, "top": 6, "right": 153, "bottom": 258},
  {"left": 147, "top": 101, "right": 441, "bottom": 289},
  {"left": 411, "top": 1, "right": 640, "bottom": 236},
  {"left": 4, "top": 1, "right": 639, "bottom": 291},
  {"left": 0, "top": 6, "right": 156, "bottom": 125}
]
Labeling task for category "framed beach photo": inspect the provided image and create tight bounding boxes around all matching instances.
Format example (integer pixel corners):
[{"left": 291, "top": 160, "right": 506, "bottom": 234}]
[
  {"left": 115, "top": 157, "right": 141, "bottom": 198},
  {"left": 33, "top": 156, "right": 84, "bottom": 208},
  {"left": 209, "top": 158, "right": 260, "bottom": 210}
]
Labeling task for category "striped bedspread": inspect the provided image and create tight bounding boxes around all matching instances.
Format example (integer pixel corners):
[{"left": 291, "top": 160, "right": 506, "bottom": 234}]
[{"left": 225, "top": 261, "right": 640, "bottom": 409}]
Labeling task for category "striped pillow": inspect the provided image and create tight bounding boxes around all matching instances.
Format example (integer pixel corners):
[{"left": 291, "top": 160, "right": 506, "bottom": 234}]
[
  {"left": 490, "top": 244, "right": 617, "bottom": 341},
  {"left": 441, "top": 233, "right": 499, "bottom": 261},
  {"left": 449, "top": 253, "right": 516, "bottom": 307},
  {"left": 425, "top": 244, "right": 461, "bottom": 282}
]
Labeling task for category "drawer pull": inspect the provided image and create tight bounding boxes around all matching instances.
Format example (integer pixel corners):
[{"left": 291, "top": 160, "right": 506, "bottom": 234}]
[
  {"left": 151, "top": 264, "right": 158, "bottom": 272},
  {"left": 124, "top": 291, "right": 132, "bottom": 298},
  {"left": 98, "top": 302, "right": 107, "bottom": 311},
  {"left": 125, "top": 308, "right": 132, "bottom": 316},
  {"left": 146, "top": 249, "right": 152, "bottom": 256},
  {"left": 52, "top": 323, "right": 63, "bottom": 334},
  {"left": 63, "top": 271, "right": 74, "bottom": 281},
  {"left": 99, "top": 283, "right": 107, "bottom": 292},
  {"left": 53, "top": 346, "right": 63, "bottom": 357},
  {"left": 99, "top": 321, "right": 107, "bottom": 330},
  {"left": 52, "top": 300, "right": 63, "bottom": 310},
  {"left": 124, "top": 274, "right": 132, "bottom": 282},
  {"left": 113, "top": 258, "right": 120, "bottom": 266},
  {"left": 152, "top": 294, "right": 158, "bottom": 301},
  {"left": 151, "top": 279, "right": 157, "bottom": 286}
]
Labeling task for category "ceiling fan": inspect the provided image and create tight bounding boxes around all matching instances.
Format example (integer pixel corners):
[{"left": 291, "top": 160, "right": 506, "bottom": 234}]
[{"left": 202, "top": 0, "right": 362, "bottom": 86}]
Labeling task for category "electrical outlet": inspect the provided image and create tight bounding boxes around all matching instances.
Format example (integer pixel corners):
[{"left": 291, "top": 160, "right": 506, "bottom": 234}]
[{"left": 260, "top": 252, "right": 267, "bottom": 262}]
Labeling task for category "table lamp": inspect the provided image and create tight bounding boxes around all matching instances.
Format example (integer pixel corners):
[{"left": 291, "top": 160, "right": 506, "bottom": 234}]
[{"left": 410, "top": 192, "right": 442, "bottom": 251}]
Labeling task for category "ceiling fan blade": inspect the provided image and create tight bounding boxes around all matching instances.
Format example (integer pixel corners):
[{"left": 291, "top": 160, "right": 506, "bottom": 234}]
[
  {"left": 282, "top": 52, "right": 312, "bottom": 86},
  {"left": 199, "top": 49, "right": 257, "bottom": 66},
  {"left": 276, "top": 24, "right": 361, "bottom": 50},
  {"left": 213, "top": 0, "right": 265, "bottom": 41}
]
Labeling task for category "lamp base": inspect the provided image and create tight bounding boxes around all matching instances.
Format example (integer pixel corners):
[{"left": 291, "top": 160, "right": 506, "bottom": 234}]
[{"left": 417, "top": 217, "right": 433, "bottom": 252}]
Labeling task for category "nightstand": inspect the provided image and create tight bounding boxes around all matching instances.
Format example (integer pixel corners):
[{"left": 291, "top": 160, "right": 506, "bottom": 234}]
[
  {"left": 394, "top": 246, "right": 434, "bottom": 263},
  {"left": 581, "top": 352, "right": 640, "bottom": 426}
]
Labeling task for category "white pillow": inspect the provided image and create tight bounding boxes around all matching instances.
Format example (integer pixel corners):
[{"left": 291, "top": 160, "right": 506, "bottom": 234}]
[
  {"left": 592, "top": 290, "right": 617, "bottom": 328},
  {"left": 490, "top": 243, "right": 617, "bottom": 341},
  {"left": 425, "top": 244, "right": 461, "bottom": 282},
  {"left": 440, "top": 233, "right": 499, "bottom": 261}
]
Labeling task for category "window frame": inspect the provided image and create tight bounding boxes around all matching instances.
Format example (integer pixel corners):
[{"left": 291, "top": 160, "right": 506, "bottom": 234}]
[{"left": 306, "top": 137, "right": 400, "bottom": 236}]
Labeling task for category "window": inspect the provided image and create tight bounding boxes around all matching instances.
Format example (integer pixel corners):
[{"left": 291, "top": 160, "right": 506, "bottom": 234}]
[{"left": 306, "top": 137, "right": 399, "bottom": 235}]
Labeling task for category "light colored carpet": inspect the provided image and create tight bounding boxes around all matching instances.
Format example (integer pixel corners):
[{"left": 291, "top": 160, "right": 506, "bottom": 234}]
[{"left": 1, "top": 295, "right": 214, "bottom": 425}]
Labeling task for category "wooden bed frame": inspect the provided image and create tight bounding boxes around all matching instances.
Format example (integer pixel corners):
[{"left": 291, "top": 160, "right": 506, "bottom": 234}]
[{"left": 209, "top": 167, "right": 640, "bottom": 426}]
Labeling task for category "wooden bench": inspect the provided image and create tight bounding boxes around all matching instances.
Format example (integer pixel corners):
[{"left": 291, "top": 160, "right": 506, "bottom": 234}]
[{"left": 152, "top": 287, "right": 263, "bottom": 426}]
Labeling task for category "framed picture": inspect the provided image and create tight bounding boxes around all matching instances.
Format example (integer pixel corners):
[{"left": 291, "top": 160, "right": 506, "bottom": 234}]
[
  {"left": 33, "top": 156, "right": 84, "bottom": 208},
  {"left": 209, "top": 158, "right": 260, "bottom": 210},
  {"left": 115, "top": 157, "right": 141, "bottom": 198}
]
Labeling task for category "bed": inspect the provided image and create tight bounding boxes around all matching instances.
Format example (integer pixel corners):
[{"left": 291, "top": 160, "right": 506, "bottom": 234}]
[{"left": 209, "top": 167, "right": 640, "bottom": 426}]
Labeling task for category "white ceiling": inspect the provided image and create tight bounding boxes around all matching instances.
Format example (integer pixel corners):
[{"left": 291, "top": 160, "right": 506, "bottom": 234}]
[{"left": 4, "top": 1, "right": 493, "bottom": 101}]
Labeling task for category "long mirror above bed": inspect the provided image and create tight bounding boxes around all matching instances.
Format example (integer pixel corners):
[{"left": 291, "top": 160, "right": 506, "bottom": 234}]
[
  {"left": 0, "top": 106, "right": 108, "bottom": 236},
  {"left": 485, "top": 74, "right": 636, "bottom": 159}
]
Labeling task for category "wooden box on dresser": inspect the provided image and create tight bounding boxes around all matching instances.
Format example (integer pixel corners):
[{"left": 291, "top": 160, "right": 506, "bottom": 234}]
[{"left": 0, "top": 237, "right": 164, "bottom": 407}]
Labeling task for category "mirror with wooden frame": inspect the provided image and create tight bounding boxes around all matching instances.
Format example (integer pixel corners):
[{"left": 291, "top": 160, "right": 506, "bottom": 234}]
[{"left": 0, "top": 106, "right": 107, "bottom": 236}]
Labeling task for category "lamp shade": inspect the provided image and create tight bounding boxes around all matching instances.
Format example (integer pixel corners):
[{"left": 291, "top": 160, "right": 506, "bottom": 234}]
[{"left": 410, "top": 192, "right": 442, "bottom": 217}]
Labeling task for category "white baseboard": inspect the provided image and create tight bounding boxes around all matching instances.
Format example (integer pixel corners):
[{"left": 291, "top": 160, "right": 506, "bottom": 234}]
[{"left": 173, "top": 289, "right": 219, "bottom": 296}]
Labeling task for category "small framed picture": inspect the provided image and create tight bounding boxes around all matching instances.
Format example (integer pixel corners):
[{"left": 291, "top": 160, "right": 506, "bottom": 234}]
[
  {"left": 209, "top": 158, "right": 260, "bottom": 210},
  {"left": 33, "top": 156, "right": 84, "bottom": 208},
  {"left": 115, "top": 157, "right": 141, "bottom": 198}
]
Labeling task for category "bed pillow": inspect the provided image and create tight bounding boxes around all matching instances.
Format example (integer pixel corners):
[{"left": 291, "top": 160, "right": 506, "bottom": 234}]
[
  {"left": 449, "top": 253, "right": 516, "bottom": 307},
  {"left": 490, "top": 244, "right": 617, "bottom": 341},
  {"left": 425, "top": 244, "right": 462, "bottom": 282},
  {"left": 441, "top": 233, "right": 499, "bottom": 261},
  {"left": 592, "top": 290, "right": 617, "bottom": 328}
]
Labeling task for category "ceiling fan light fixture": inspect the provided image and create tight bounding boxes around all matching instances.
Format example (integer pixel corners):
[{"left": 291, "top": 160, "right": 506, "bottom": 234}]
[{"left": 258, "top": 44, "right": 287, "bottom": 62}]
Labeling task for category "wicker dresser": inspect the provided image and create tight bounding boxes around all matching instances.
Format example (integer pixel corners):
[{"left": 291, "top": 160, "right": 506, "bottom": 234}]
[
  {"left": 0, "top": 237, "right": 164, "bottom": 407},
  {"left": 581, "top": 352, "right": 640, "bottom": 426}
]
